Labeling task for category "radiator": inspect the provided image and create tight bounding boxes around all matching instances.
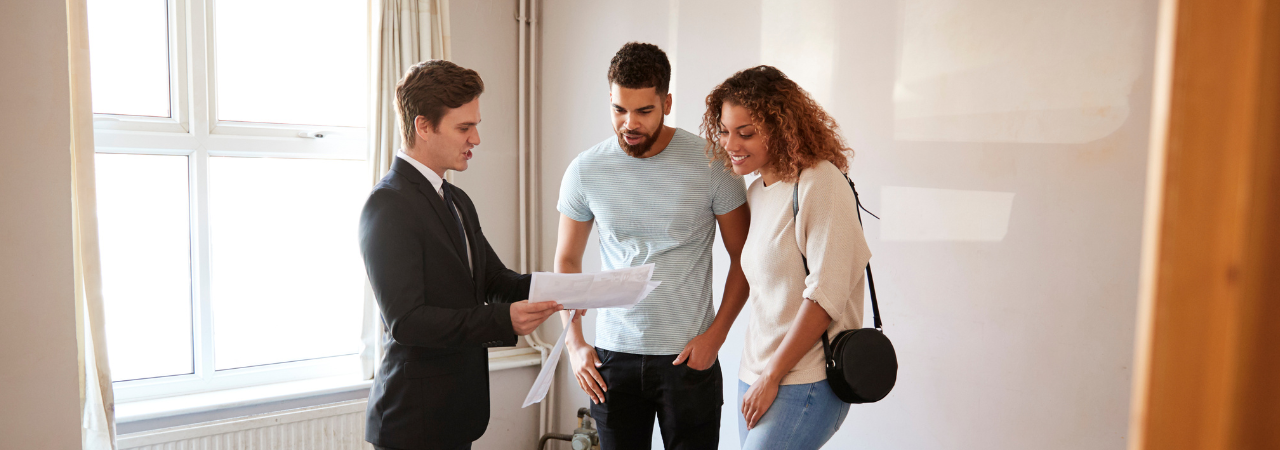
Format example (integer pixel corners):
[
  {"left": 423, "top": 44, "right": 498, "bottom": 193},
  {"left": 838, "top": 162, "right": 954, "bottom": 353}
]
[{"left": 118, "top": 399, "right": 374, "bottom": 450}]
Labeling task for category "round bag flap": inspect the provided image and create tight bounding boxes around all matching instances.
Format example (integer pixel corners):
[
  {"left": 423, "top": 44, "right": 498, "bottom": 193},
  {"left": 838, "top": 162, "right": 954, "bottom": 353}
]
[{"left": 836, "top": 328, "right": 898, "bottom": 403}]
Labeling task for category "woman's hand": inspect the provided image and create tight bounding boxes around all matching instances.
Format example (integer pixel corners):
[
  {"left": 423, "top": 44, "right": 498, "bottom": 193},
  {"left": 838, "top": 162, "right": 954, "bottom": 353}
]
[
  {"left": 742, "top": 300, "right": 835, "bottom": 430},
  {"left": 741, "top": 375, "right": 781, "bottom": 429}
]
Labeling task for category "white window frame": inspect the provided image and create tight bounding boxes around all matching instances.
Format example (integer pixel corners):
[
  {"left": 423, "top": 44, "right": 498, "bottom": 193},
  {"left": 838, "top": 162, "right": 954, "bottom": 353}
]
[{"left": 95, "top": 0, "right": 370, "bottom": 403}]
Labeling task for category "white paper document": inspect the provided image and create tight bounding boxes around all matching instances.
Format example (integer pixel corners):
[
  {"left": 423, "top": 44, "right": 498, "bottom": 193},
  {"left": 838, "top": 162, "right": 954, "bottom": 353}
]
[
  {"left": 528, "top": 264, "right": 660, "bottom": 310},
  {"left": 522, "top": 265, "right": 663, "bottom": 408},
  {"left": 522, "top": 310, "right": 573, "bottom": 408}
]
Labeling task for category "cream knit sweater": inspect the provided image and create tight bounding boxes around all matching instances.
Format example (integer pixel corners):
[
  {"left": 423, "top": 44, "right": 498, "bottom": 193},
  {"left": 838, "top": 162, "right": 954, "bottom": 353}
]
[{"left": 738, "top": 160, "right": 872, "bottom": 386}]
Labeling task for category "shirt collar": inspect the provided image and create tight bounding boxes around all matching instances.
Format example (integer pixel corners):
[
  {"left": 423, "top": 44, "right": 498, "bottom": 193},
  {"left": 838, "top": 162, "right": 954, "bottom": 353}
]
[{"left": 397, "top": 151, "right": 444, "bottom": 195}]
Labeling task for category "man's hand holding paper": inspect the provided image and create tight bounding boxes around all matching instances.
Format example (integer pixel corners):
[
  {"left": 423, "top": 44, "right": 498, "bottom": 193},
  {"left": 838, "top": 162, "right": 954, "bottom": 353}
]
[
  {"left": 508, "top": 300, "right": 564, "bottom": 335},
  {"left": 521, "top": 264, "right": 663, "bottom": 408}
]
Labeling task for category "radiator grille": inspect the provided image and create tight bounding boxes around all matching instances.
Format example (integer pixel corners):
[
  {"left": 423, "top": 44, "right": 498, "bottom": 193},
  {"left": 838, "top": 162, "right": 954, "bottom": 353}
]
[{"left": 118, "top": 400, "right": 374, "bottom": 450}]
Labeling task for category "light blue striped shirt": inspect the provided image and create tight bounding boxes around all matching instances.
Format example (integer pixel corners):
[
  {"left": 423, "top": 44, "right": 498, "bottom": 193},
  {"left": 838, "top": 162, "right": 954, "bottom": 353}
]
[{"left": 558, "top": 128, "right": 747, "bottom": 355}]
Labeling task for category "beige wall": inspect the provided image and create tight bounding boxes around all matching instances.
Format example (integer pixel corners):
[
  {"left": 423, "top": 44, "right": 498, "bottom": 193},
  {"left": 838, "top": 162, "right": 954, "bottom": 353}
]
[
  {"left": 537, "top": 0, "right": 1158, "bottom": 448},
  {"left": 0, "top": 0, "right": 86, "bottom": 448},
  {"left": 449, "top": 0, "right": 540, "bottom": 448},
  {"left": 451, "top": 0, "right": 521, "bottom": 266}
]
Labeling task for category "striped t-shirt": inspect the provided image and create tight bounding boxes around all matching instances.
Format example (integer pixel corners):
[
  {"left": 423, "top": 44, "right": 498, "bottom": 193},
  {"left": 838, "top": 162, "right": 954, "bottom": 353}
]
[{"left": 558, "top": 128, "right": 747, "bottom": 355}]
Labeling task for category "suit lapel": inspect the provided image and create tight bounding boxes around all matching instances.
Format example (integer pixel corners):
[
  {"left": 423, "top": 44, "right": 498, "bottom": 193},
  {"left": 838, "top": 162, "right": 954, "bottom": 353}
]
[
  {"left": 445, "top": 184, "right": 487, "bottom": 306},
  {"left": 423, "top": 182, "right": 471, "bottom": 267},
  {"left": 455, "top": 192, "right": 486, "bottom": 298},
  {"left": 390, "top": 158, "right": 471, "bottom": 272}
]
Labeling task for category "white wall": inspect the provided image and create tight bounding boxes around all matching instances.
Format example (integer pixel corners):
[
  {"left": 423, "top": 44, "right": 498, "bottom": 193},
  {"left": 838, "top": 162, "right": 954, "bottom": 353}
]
[
  {"left": 537, "top": 0, "right": 1158, "bottom": 448},
  {"left": 0, "top": 0, "right": 86, "bottom": 448}
]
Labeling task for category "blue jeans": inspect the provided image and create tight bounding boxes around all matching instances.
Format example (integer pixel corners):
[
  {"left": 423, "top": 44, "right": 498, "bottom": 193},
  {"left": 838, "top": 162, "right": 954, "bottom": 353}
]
[{"left": 737, "top": 379, "right": 850, "bottom": 450}]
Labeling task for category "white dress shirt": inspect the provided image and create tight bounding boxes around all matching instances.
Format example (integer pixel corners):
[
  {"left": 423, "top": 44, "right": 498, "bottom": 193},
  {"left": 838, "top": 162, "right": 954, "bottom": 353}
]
[{"left": 397, "top": 151, "right": 471, "bottom": 272}]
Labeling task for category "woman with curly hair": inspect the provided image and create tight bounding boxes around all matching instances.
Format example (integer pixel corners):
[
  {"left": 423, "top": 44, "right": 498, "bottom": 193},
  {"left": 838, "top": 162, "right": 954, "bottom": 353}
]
[{"left": 701, "top": 65, "right": 872, "bottom": 449}]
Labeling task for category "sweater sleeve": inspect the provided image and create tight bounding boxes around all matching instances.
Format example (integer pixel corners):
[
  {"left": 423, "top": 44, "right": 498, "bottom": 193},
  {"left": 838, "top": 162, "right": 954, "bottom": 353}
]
[{"left": 795, "top": 162, "right": 872, "bottom": 327}]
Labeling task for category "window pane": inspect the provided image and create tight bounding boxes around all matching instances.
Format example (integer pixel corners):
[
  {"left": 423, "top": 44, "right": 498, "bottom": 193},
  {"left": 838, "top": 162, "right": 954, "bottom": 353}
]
[
  {"left": 209, "top": 157, "right": 366, "bottom": 370},
  {"left": 213, "top": 0, "right": 368, "bottom": 127},
  {"left": 96, "top": 154, "right": 193, "bottom": 381},
  {"left": 87, "top": 0, "right": 171, "bottom": 117}
]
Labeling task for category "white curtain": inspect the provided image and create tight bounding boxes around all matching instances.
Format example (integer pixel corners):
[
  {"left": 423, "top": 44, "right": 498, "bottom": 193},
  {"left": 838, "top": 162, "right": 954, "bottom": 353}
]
[
  {"left": 67, "top": 0, "right": 117, "bottom": 448},
  {"left": 362, "top": 0, "right": 452, "bottom": 379}
]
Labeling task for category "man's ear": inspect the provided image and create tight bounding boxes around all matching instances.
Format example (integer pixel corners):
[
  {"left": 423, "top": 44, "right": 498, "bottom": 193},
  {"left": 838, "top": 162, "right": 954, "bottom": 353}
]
[
  {"left": 414, "top": 116, "right": 434, "bottom": 143},
  {"left": 663, "top": 93, "right": 673, "bottom": 115}
]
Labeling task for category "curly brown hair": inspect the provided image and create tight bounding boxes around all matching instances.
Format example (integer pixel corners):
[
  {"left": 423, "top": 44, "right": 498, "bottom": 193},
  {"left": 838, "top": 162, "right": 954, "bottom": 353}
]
[{"left": 700, "top": 65, "right": 850, "bottom": 182}]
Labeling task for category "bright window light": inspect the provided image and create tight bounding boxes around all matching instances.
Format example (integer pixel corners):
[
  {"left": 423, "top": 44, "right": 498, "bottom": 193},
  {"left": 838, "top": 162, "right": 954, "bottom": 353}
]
[
  {"left": 87, "top": 0, "right": 171, "bottom": 117},
  {"left": 90, "top": 0, "right": 371, "bottom": 399},
  {"left": 208, "top": 157, "right": 367, "bottom": 370},
  {"left": 96, "top": 154, "right": 193, "bottom": 381},
  {"left": 213, "top": 0, "right": 368, "bottom": 127}
]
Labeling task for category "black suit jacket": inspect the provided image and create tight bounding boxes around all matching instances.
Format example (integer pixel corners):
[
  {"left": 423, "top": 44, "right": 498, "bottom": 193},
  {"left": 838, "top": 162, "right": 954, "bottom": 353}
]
[{"left": 359, "top": 157, "right": 530, "bottom": 450}]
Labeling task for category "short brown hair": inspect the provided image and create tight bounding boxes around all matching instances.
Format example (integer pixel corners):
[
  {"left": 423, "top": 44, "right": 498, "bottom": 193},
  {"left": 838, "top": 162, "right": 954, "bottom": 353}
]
[
  {"left": 396, "top": 60, "right": 485, "bottom": 147},
  {"left": 700, "top": 65, "right": 850, "bottom": 182},
  {"left": 607, "top": 42, "right": 671, "bottom": 94}
]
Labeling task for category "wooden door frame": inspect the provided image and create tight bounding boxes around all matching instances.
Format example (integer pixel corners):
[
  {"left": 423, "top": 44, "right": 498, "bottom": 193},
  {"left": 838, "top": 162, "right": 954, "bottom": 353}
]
[{"left": 1129, "top": 0, "right": 1280, "bottom": 449}]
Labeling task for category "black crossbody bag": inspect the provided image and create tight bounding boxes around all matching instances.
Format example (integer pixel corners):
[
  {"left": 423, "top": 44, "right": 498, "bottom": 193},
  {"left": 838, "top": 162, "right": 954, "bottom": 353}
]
[{"left": 793, "top": 175, "right": 897, "bottom": 404}]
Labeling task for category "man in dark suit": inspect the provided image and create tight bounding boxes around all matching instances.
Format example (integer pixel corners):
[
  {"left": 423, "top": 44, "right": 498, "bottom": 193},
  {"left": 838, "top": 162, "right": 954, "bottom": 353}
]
[{"left": 359, "top": 60, "right": 562, "bottom": 450}]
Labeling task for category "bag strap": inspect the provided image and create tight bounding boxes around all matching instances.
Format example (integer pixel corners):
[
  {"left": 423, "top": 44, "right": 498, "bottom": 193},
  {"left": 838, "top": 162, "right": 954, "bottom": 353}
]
[{"left": 792, "top": 174, "right": 881, "bottom": 368}]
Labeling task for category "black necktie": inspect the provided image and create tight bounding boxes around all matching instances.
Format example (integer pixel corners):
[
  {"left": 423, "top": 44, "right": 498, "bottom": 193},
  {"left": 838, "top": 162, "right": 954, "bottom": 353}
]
[{"left": 441, "top": 181, "right": 469, "bottom": 266}]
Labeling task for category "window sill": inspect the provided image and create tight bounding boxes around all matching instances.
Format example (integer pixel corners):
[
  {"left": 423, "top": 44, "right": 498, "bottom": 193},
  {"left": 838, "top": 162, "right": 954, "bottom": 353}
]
[
  {"left": 116, "top": 375, "right": 373, "bottom": 424},
  {"left": 116, "top": 347, "right": 543, "bottom": 425}
]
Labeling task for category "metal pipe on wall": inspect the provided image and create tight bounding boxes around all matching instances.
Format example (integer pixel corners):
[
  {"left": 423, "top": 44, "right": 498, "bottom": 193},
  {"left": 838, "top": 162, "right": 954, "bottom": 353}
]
[
  {"left": 516, "top": 0, "right": 529, "bottom": 275},
  {"left": 516, "top": 0, "right": 554, "bottom": 442},
  {"left": 530, "top": 0, "right": 540, "bottom": 279},
  {"left": 529, "top": 0, "right": 552, "bottom": 438}
]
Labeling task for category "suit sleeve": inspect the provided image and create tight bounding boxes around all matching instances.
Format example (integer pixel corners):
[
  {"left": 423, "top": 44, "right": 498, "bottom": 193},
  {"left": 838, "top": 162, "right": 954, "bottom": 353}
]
[
  {"left": 477, "top": 225, "right": 532, "bottom": 305},
  {"left": 360, "top": 188, "right": 515, "bottom": 348}
]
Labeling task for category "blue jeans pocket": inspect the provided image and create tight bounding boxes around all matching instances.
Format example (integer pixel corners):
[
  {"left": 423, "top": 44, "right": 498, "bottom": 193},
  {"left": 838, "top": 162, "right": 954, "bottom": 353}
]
[{"left": 740, "top": 379, "right": 848, "bottom": 450}]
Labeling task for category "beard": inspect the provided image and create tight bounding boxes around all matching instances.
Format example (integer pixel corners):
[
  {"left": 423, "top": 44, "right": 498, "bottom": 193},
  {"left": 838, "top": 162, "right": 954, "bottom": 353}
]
[{"left": 616, "top": 114, "right": 665, "bottom": 157}]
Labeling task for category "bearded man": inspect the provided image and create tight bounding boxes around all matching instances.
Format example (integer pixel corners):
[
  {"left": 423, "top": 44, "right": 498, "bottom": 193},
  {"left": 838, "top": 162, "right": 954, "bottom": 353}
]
[{"left": 552, "top": 42, "right": 751, "bottom": 450}]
